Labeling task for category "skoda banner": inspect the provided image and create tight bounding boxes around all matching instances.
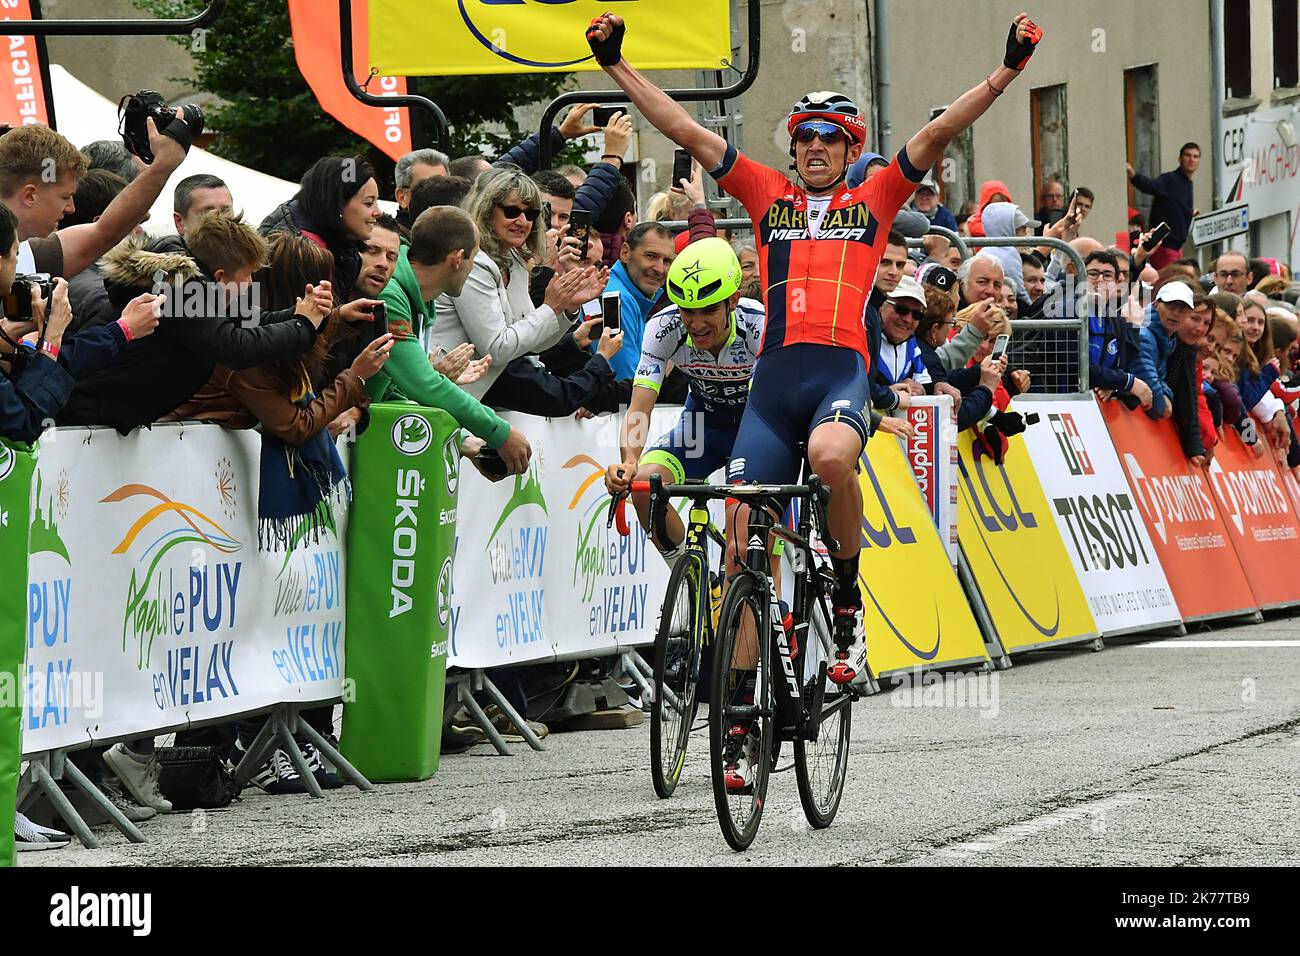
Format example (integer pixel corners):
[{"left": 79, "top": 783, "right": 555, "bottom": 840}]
[
  {"left": 956, "top": 421, "right": 1098, "bottom": 655},
  {"left": 0, "top": 441, "right": 35, "bottom": 868},
  {"left": 1019, "top": 398, "right": 1181, "bottom": 636},
  {"left": 341, "top": 404, "right": 457, "bottom": 781},
  {"left": 369, "top": 0, "right": 732, "bottom": 76},
  {"left": 857, "top": 434, "right": 988, "bottom": 678}
]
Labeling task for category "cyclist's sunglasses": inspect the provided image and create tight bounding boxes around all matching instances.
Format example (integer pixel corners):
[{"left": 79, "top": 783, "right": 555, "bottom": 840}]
[
  {"left": 498, "top": 204, "right": 541, "bottom": 222},
  {"left": 793, "top": 121, "right": 847, "bottom": 146}
]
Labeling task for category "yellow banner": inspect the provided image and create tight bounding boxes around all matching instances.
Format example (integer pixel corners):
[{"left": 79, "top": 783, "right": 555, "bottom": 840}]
[
  {"left": 956, "top": 426, "right": 1097, "bottom": 653},
  {"left": 369, "top": 1, "right": 732, "bottom": 76},
  {"left": 856, "top": 436, "right": 989, "bottom": 677}
]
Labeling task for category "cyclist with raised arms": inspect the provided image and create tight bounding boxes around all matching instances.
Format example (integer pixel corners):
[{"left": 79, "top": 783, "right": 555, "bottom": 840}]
[{"left": 586, "top": 10, "right": 1043, "bottom": 690}]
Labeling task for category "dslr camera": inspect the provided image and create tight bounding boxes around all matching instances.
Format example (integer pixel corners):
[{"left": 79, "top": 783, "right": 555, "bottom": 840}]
[
  {"left": 117, "top": 90, "right": 204, "bottom": 164},
  {"left": 2, "top": 273, "right": 54, "bottom": 322}
]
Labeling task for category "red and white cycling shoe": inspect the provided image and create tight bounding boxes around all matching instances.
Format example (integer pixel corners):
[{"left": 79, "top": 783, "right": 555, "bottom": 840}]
[
  {"left": 828, "top": 602, "right": 866, "bottom": 685},
  {"left": 722, "top": 722, "right": 757, "bottom": 794}
]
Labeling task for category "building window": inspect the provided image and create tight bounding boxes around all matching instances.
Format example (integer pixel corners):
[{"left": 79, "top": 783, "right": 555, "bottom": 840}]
[
  {"left": 1276, "top": 0, "right": 1299, "bottom": 89},
  {"left": 1125, "top": 66, "right": 1160, "bottom": 220},
  {"left": 1031, "top": 84, "right": 1069, "bottom": 210},
  {"left": 1225, "top": 3, "right": 1252, "bottom": 98},
  {"left": 930, "top": 106, "right": 975, "bottom": 215}
]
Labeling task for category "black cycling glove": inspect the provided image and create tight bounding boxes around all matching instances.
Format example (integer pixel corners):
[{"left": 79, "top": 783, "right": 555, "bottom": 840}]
[
  {"left": 1003, "top": 18, "right": 1042, "bottom": 71},
  {"left": 586, "top": 15, "right": 625, "bottom": 67}
]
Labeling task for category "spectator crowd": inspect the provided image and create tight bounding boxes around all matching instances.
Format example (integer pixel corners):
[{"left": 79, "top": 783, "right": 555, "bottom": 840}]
[{"left": 5, "top": 89, "right": 1298, "bottom": 853}]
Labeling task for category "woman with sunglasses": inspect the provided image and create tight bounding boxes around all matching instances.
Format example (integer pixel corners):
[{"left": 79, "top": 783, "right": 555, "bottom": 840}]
[
  {"left": 429, "top": 165, "right": 607, "bottom": 399},
  {"left": 586, "top": 9, "right": 1043, "bottom": 687}
]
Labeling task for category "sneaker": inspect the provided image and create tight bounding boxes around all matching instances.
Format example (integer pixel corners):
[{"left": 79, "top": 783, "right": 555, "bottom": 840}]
[
  {"left": 722, "top": 722, "right": 757, "bottom": 794},
  {"left": 828, "top": 600, "right": 867, "bottom": 685},
  {"left": 14, "top": 811, "right": 71, "bottom": 851},
  {"left": 249, "top": 749, "right": 309, "bottom": 795},
  {"left": 301, "top": 742, "right": 343, "bottom": 790},
  {"left": 102, "top": 743, "right": 172, "bottom": 813},
  {"left": 99, "top": 775, "right": 158, "bottom": 823}
]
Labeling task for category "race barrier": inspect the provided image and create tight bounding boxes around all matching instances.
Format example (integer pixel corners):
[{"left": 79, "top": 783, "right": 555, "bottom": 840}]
[
  {"left": 1099, "top": 400, "right": 1259, "bottom": 623},
  {"left": 1019, "top": 397, "right": 1182, "bottom": 637},
  {"left": 903, "top": 397, "right": 958, "bottom": 569},
  {"left": 341, "top": 405, "right": 456, "bottom": 781},
  {"left": 1203, "top": 428, "right": 1300, "bottom": 612},
  {"left": 856, "top": 429, "right": 990, "bottom": 678},
  {"left": 1, "top": 441, "right": 35, "bottom": 867},
  {"left": 956, "top": 418, "right": 1101, "bottom": 658}
]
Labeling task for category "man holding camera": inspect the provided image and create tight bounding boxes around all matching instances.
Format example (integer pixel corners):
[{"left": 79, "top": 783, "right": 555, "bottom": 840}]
[{"left": 0, "top": 105, "right": 196, "bottom": 279}]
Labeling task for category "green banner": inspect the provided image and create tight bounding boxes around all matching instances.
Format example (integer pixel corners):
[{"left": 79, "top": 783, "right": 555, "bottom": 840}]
[
  {"left": 0, "top": 440, "right": 36, "bottom": 866},
  {"left": 341, "top": 404, "right": 457, "bottom": 781}
]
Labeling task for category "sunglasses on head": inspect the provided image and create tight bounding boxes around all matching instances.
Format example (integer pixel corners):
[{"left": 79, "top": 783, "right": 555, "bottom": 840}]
[
  {"left": 793, "top": 122, "right": 846, "bottom": 146},
  {"left": 498, "top": 204, "right": 541, "bottom": 223}
]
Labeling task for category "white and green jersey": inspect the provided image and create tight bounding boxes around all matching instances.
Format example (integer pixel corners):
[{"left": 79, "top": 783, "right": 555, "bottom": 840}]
[{"left": 633, "top": 297, "right": 765, "bottom": 412}]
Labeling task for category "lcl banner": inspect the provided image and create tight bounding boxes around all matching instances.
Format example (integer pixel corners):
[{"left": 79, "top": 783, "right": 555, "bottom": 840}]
[
  {"left": 956, "top": 421, "right": 1098, "bottom": 655},
  {"left": 369, "top": 0, "right": 732, "bottom": 76},
  {"left": 1019, "top": 398, "right": 1180, "bottom": 637},
  {"left": 0, "top": 0, "right": 55, "bottom": 129},
  {"left": 1100, "top": 400, "right": 1257, "bottom": 622},
  {"left": 856, "top": 432, "right": 988, "bottom": 679},
  {"left": 1204, "top": 428, "right": 1300, "bottom": 610}
]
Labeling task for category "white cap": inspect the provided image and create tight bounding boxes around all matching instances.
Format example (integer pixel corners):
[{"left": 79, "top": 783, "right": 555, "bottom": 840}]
[
  {"left": 1012, "top": 206, "right": 1041, "bottom": 230},
  {"left": 1156, "top": 281, "right": 1195, "bottom": 308},
  {"left": 887, "top": 275, "right": 927, "bottom": 308}
]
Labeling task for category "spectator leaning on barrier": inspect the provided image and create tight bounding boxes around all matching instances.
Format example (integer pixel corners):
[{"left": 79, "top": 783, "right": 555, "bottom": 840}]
[
  {"left": 1083, "top": 249, "right": 1150, "bottom": 409},
  {"left": 393, "top": 147, "right": 449, "bottom": 229},
  {"left": 598, "top": 221, "right": 676, "bottom": 380},
  {"left": 915, "top": 286, "right": 995, "bottom": 430},
  {"left": 429, "top": 166, "right": 606, "bottom": 400},
  {"left": 173, "top": 173, "right": 233, "bottom": 239},
  {"left": 370, "top": 205, "right": 534, "bottom": 475},
  {"left": 58, "top": 214, "right": 325, "bottom": 431},
  {"left": 1127, "top": 143, "right": 1199, "bottom": 271},
  {"left": 62, "top": 171, "right": 131, "bottom": 336},
  {"left": 876, "top": 275, "right": 933, "bottom": 397},
  {"left": 1131, "top": 280, "right": 1212, "bottom": 463},
  {"left": 0, "top": 117, "right": 192, "bottom": 278},
  {"left": 867, "top": 230, "right": 913, "bottom": 411}
]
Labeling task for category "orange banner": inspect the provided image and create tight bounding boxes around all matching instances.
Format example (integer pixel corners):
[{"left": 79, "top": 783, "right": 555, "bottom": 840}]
[
  {"left": 0, "top": 0, "right": 54, "bottom": 129},
  {"left": 1204, "top": 428, "right": 1300, "bottom": 609},
  {"left": 288, "top": 0, "right": 412, "bottom": 162},
  {"left": 1100, "top": 399, "right": 1257, "bottom": 621}
]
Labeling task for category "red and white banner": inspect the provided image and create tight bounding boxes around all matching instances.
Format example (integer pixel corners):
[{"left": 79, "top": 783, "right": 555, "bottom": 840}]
[
  {"left": 1204, "top": 429, "right": 1300, "bottom": 609},
  {"left": 1100, "top": 399, "right": 1257, "bottom": 622},
  {"left": 0, "top": 0, "right": 54, "bottom": 129},
  {"left": 903, "top": 397, "right": 957, "bottom": 568},
  {"left": 288, "top": 0, "right": 412, "bottom": 162}
]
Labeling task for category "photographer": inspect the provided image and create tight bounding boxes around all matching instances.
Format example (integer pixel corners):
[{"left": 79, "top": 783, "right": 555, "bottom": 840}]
[
  {"left": 0, "top": 206, "right": 160, "bottom": 441},
  {"left": 0, "top": 106, "right": 194, "bottom": 278}
]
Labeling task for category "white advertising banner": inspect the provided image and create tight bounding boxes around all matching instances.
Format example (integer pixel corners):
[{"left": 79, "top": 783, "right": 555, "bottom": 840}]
[
  {"left": 447, "top": 409, "right": 683, "bottom": 669},
  {"left": 1018, "top": 398, "right": 1181, "bottom": 635},
  {"left": 902, "top": 396, "right": 957, "bottom": 568},
  {"left": 23, "top": 424, "right": 347, "bottom": 755}
]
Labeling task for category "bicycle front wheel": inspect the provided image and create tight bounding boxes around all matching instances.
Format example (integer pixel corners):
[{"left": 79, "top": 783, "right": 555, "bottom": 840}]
[
  {"left": 650, "top": 550, "right": 705, "bottom": 798},
  {"left": 708, "top": 572, "right": 773, "bottom": 852},
  {"left": 794, "top": 596, "right": 852, "bottom": 829}
]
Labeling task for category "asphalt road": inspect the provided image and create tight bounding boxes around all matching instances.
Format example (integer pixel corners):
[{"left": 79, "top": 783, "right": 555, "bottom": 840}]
[{"left": 19, "top": 616, "right": 1300, "bottom": 866}]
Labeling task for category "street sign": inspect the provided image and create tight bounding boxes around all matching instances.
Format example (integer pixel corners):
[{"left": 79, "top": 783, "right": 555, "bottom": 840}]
[{"left": 1191, "top": 203, "right": 1250, "bottom": 247}]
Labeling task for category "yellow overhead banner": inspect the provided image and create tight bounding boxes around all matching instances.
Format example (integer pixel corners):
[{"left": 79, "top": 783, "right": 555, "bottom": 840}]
[
  {"left": 369, "top": 1, "right": 732, "bottom": 76},
  {"left": 956, "top": 425, "right": 1098, "bottom": 655},
  {"left": 856, "top": 436, "right": 990, "bottom": 678}
]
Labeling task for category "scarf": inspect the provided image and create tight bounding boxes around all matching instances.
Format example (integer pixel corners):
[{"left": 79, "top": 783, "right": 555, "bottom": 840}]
[{"left": 257, "top": 368, "right": 350, "bottom": 551}]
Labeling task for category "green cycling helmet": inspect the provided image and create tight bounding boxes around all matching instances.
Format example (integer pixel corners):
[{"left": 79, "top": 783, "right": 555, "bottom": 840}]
[{"left": 664, "top": 237, "right": 743, "bottom": 309}]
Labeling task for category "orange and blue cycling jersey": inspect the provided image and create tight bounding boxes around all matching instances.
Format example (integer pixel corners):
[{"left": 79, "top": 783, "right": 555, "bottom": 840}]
[{"left": 709, "top": 142, "right": 925, "bottom": 363}]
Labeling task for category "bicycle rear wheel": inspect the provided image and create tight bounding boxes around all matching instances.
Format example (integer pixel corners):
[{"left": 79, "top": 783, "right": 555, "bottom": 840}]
[
  {"left": 708, "top": 572, "right": 773, "bottom": 851},
  {"left": 650, "top": 550, "right": 705, "bottom": 798},
  {"left": 794, "top": 596, "right": 852, "bottom": 829}
]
